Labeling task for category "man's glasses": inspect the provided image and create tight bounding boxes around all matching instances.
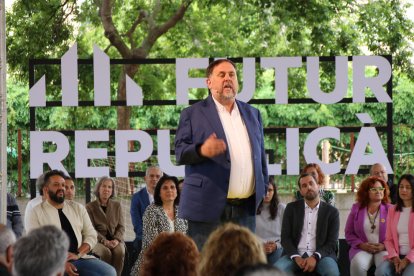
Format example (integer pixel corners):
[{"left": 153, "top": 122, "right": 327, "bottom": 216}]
[{"left": 369, "top": 187, "right": 385, "bottom": 192}]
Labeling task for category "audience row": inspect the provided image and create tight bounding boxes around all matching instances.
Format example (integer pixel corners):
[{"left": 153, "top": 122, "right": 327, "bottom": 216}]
[{"left": 1, "top": 162, "right": 413, "bottom": 276}]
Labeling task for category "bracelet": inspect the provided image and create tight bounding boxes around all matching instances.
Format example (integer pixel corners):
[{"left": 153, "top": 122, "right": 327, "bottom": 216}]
[{"left": 312, "top": 253, "right": 320, "bottom": 262}]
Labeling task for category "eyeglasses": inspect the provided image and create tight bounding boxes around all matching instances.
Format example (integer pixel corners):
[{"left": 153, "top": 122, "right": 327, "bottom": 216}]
[
  {"left": 369, "top": 187, "right": 385, "bottom": 192},
  {"left": 399, "top": 186, "right": 412, "bottom": 190}
]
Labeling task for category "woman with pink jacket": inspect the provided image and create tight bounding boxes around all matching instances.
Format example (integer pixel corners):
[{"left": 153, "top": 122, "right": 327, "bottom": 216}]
[
  {"left": 345, "top": 176, "right": 391, "bottom": 275},
  {"left": 376, "top": 174, "right": 414, "bottom": 276}
]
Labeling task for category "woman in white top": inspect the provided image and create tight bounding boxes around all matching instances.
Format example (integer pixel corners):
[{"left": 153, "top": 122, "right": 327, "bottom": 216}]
[
  {"left": 376, "top": 174, "right": 414, "bottom": 276},
  {"left": 255, "top": 176, "right": 285, "bottom": 265},
  {"left": 130, "top": 175, "right": 188, "bottom": 276}
]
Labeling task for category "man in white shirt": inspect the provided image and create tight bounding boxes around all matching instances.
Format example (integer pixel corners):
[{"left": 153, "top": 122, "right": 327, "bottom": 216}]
[
  {"left": 26, "top": 170, "right": 116, "bottom": 276},
  {"left": 175, "top": 59, "right": 268, "bottom": 250},
  {"left": 275, "top": 173, "right": 340, "bottom": 276}
]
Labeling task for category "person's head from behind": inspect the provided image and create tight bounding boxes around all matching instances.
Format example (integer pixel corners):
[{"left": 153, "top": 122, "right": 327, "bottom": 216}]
[
  {"left": 199, "top": 223, "right": 266, "bottom": 276},
  {"left": 64, "top": 175, "right": 75, "bottom": 201},
  {"left": 396, "top": 174, "right": 414, "bottom": 212},
  {"left": 370, "top": 163, "right": 388, "bottom": 183},
  {"left": 154, "top": 174, "right": 179, "bottom": 206},
  {"left": 301, "top": 163, "right": 325, "bottom": 186},
  {"left": 144, "top": 166, "right": 163, "bottom": 195},
  {"left": 356, "top": 176, "right": 389, "bottom": 207},
  {"left": 43, "top": 170, "right": 67, "bottom": 204},
  {"left": 12, "top": 225, "right": 69, "bottom": 276},
  {"left": 141, "top": 232, "right": 199, "bottom": 276},
  {"left": 94, "top": 176, "right": 116, "bottom": 202},
  {"left": 0, "top": 224, "right": 16, "bottom": 271},
  {"left": 177, "top": 178, "right": 184, "bottom": 193}
]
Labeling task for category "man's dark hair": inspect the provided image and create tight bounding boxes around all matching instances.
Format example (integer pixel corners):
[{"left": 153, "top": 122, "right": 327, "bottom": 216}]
[
  {"left": 43, "top": 170, "right": 67, "bottom": 186},
  {"left": 206, "top": 59, "right": 237, "bottom": 77},
  {"left": 297, "top": 173, "right": 318, "bottom": 188}
]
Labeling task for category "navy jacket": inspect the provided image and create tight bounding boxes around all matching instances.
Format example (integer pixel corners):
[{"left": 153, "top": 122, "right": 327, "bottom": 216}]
[
  {"left": 175, "top": 95, "right": 268, "bottom": 222},
  {"left": 130, "top": 187, "right": 150, "bottom": 241}
]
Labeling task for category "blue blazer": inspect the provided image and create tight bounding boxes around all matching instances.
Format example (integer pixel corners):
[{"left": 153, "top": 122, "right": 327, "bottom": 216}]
[
  {"left": 130, "top": 187, "right": 150, "bottom": 241},
  {"left": 174, "top": 95, "right": 268, "bottom": 222}
]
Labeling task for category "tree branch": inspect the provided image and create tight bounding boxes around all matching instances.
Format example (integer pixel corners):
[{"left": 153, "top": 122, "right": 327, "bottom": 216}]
[
  {"left": 99, "top": 0, "right": 131, "bottom": 58},
  {"left": 132, "top": 0, "right": 193, "bottom": 57},
  {"left": 124, "top": 10, "right": 147, "bottom": 49}
]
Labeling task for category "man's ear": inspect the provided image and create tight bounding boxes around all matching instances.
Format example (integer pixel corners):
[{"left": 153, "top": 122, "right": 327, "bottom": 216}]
[
  {"left": 206, "top": 78, "right": 211, "bottom": 89},
  {"left": 6, "top": 245, "right": 13, "bottom": 266}
]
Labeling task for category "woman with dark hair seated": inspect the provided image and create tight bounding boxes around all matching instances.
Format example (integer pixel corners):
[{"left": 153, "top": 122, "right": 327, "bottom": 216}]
[
  {"left": 130, "top": 175, "right": 188, "bottom": 275},
  {"left": 345, "top": 176, "right": 391, "bottom": 275},
  {"left": 86, "top": 176, "right": 125, "bottom": 276},
  {"left": 141, "top": 232, "right": 199, "bottom": 276},
  {"left": 255, "top": 176, "right": 285, "bottom": 265},
  {"left": 376, "top": 174, "right": 414, "bottom": 276}
]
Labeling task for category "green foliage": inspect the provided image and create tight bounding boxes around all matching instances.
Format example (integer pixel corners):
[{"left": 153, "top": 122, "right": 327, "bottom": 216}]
[{"left": 5, "top": 0, "right": 414, "bottom": 193}]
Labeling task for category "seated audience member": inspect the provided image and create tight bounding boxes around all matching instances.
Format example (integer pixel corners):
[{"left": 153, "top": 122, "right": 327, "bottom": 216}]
[
  {"left": 376, "top": 174, "right": 414, "bottom": 276},
  {"left": 130, "top": 175, "right": 187, "bottom": 276},
  {"left": 198, "top": 223, "right": 266, "bottom": 276},
  {"left": 235, "top": 263, "right": 286, "bottom": 276},
  {"left": 26, "top": 169, "right": 116, "bottom": 276},
  {"left": 255, "top": 176, "right": 285, "bottom": 265},
  {"left": 370, "top": 163, "right": 397, "bottom": 203},
  {"left": 24, "top": 172, "right": 46, "bottom": 230},
  {"left": 345, "top": 176, "right": 391, "bottom": 275},
  {"left": 130, "top": 166, "right": 163, "bottom": 260},
  {"left": 141, "top": 232, "right": 199, "bottom": 276},
  {"left": 64, "top": 175, "right": 76, "bottom": 201},
  {"left": 12, "top": 225, "right": 69, "bottom": 276},
  {"left": 177, "top": 178, "right": 184, "bottom": 194},
  {"left": 86, "top": 176, "right": 125, "bottom": 276},
  {"left": 275, "top": 173, "right": 340, "bottom": 276},
  {"left": 295, "top": 163, "right": 335, "bottom": 205},
  {"left": 6, "top": 193, "right": 24, "bottom": 238},
  {"left": 0, "top": 224, "right": 16, "bottom": 276}
]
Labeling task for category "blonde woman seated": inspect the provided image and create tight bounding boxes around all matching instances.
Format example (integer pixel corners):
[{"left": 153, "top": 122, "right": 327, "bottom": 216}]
[
  {"left": 345, "top": 176, "right": 391, "bottom": 275},
  {"left": 130, "top": 175, "right": 187, "bottom": 276},
  {"left": 199, "top": 223, "right": 266, "bottom": 276},
  {"left": 86, "top": 177, "right": 125, "bottom": 276},
  {"left": 376, "top": 174, "right": 414, "bottom": 276}
]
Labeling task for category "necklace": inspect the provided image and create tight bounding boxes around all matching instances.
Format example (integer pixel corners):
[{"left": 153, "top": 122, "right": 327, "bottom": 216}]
[{"left": 367, "top": 207, "right": 380, "bottom": 233}]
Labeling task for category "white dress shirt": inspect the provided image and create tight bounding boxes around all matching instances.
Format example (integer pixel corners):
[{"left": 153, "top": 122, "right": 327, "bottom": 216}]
[
  {"left": 296, "top": 201, "right": 320, "bottom": 258},
  {"left": 213, "top": 97, "right": 254, "bottom": 199}
]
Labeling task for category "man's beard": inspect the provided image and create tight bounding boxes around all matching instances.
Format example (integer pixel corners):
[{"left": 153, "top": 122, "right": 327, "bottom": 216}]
[
  {"left": 49, "top": 189, "right": 65, "bottom": 204},
  {"left": 304, "top": 190, "right": 318, "bottom": 201}
]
